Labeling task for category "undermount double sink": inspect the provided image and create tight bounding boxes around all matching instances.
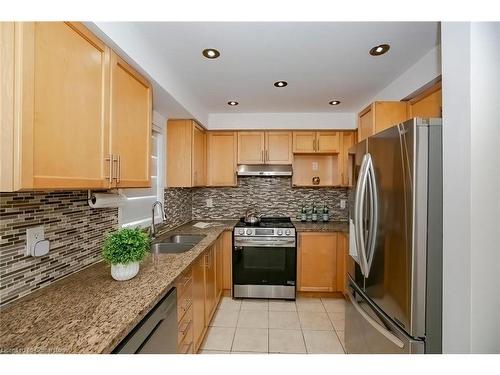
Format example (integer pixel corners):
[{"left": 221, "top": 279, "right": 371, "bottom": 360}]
[{"left": 151, "top": 234, "right": 206, "bottom": 255}]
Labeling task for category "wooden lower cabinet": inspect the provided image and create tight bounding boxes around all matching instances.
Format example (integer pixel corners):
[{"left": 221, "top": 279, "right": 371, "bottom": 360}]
[
  {"left": 221, "top": 230, "right": 233, "bottom": 291},
  {"left": 204, "top": 246, "right": 217, "bottom": 324},
  {"left": 336, "top": 232, "right": 349, "bottom": 295},
  {"left": 187, "top": 233, "right": 225, "bottom": 353},
  {"left": 192, "top": 254, "right": 206, "bottom": 351},
  {"left": 215, "top": 236, "right": 223, "bottom": 300},
  {"left": 176, "top": 269, "right": 194, "bottom": 354},
  {"left": 297, "top": 231, "right": 348, "bottom": 294}
]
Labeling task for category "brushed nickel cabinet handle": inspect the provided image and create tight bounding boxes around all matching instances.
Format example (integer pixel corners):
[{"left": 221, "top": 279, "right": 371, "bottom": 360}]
[
  {"left": 117, "top": 155, "right": 121, "bottom": 183},
  {"left": 106, "top": 154, "right": 113, "bottom": 183}
]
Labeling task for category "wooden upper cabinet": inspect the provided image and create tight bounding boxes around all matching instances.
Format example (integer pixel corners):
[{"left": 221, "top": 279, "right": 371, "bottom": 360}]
[
  {"left": 293, "top": 132, "right": 316, "bottom": 153},
  {"left": 237, "top": 131, "right": 292, "bottom": 165},
  {"left": 109, "top": 51, "right": 152, "bottom": 188},
  {"left": 167, "top": 120, "right": 206, "bottom": 188},
  {"left": 237, "top": 132, "right": 265, "bottom": 164},
  {"left": 293, "top": 131, "right": 340, "bottom": 153},
  {"left": 358, "top": 101, "right": 408, "bottom": 142},
  {"left": 265, "top": 131, "right": 292, "bottom": 164},
  {"left": 339, "top": 131, "right": 356, "bottom": 187},
  {"left": 408, "top": 82, "right": 442, "bottom": 118},
  {"left": 192, "top": 124, "right": 206, "bottom": 187},
  {"left": 316, "top": 131, "right": 340, "bottom": 153},
  {"left": 207, "top": 132, "right": 237, "bottom": 187},
  {"left": 298, "top": 232, "right": 338, "bottom": 292},
  {"left": 1, "top": 22, "right": 153, "bottom": 191},
  {"left": 1, "top": 22, "right": 111, "bottom": 191}
]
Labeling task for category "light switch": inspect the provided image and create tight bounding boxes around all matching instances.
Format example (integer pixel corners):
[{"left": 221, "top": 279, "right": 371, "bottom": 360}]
[
  {"left": 206, "top": 198, "right": 214, "bottom": 208},
  {"left": 340, "top": 199, "right": 347, "bottom": 209}
]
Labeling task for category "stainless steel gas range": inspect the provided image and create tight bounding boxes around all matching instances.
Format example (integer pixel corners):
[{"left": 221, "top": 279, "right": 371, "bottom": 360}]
[{"left": 232, "top": 217, "right": 297, "bottom": 300}]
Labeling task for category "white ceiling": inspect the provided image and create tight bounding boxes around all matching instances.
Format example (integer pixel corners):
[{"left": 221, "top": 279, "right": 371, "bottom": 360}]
[{"left": 133, "top": 22, "right": 440, "bottom": 114}]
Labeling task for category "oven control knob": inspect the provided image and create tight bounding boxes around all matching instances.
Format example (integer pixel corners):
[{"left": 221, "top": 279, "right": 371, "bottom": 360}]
[
  {"left": 277, "top": 229, "right": 283, "bottom": 235},
  {"left": 285, "top": 229, "right": 291, "bottom": 235},
  {"left": 246, "top": 229, "right": 253, "bottom": 235},
  {"left": 238, "top": 229, "right": 245, "bottom": 235}
]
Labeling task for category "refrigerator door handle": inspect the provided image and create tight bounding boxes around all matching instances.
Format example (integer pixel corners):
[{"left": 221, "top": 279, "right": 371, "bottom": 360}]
[
  {"left": 354, "top": 153, "right": 371, "bottom": 277},
  {"left": 347, "top": 289, "right": 404, "bottom": 349},
  {"left": 365, "top": 157, "right": 379, "bottom": 276}
]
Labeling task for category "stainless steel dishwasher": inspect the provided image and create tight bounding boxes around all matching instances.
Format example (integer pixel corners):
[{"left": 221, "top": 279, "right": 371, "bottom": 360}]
[{"left": 113, "top": 288, "right": 177, "bottom": 354}]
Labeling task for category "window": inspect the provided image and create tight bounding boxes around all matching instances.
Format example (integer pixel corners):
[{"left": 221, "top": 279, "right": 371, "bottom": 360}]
[{"left": 119, "top": 122, "right": 164, "bottom": 228}]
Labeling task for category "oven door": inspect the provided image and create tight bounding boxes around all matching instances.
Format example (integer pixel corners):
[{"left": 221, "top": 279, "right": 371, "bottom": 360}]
[{"left": 232, "top": 236, "right": 296, "bottom": 297}]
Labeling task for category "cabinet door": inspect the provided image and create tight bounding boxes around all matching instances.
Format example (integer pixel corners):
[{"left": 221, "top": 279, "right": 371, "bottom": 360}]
[
  {"left": 237, "top": 132, "right": 265, "bottom": 164},
  {"left": 298, "top": 232, "right": 338, "bottom": 292},
  {"left": 373, "top": 101, "right": 408, "bottom": 134},
  {"left": 340, "top": 131, "right": 356, "bottom": 186},
  {"left": 207, "top": 132, "right": 237, "bottom": 186},
  {"left": 192, "top": 256, "right": 206, "bottom": 351},
  {"left": 316, "top": 131, "right": 340, "bottom": 153},
  {"left": 110, "top": 51, "right": 152, "bottom": 188},
  {"left": 293, "top": 132, "right": 316, "bottom": 153},
  {"left": 204, "top": 246, "right": 217, "bottom": 323},
  {"left": 358, "top": 106, "right": 374, "bottom": 142},
  {"left": 166, "top": 120, "right": 193, "bottom": 187},
  {"left": 215, "top": 236, "right": 223, "bottom": 301},
  {"left": 265, "top": 131, "right": 292, "bottom": 164},
  {"left": 222, "top": 231, "right": 233, "bottom": 290},
  {"left": 192, "top": 124, "right": 206, "bottom": 186},
  {"left": 12, "top": 22, "right": 111, "bottom": 190}
]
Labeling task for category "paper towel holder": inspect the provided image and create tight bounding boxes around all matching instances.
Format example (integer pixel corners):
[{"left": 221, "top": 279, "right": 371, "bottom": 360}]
[{"left": 87, "top": 189, "right": 118, "bottom": 205}]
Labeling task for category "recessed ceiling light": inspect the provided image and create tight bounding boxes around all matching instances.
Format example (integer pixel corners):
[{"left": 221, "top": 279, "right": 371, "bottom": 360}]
[
  {"left": 329, "top": 100, "right": 341, "bottom": 106},
  {"left": 274, "top": 81, "right": 288, "bottom": 88},
  {"left": 202, "top": 48, "right": 220, "bottom": 59},
  {"left": 227, "top": 101, "right": 239, "bottom": 106},
  {"left": 369, "top": 44, "right": 390, "bottom": 56}
]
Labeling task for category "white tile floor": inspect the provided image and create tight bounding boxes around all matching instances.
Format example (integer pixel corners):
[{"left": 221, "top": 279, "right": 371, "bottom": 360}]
[{"left": 198, "top": 296, "right": 346, "bottom": 354}]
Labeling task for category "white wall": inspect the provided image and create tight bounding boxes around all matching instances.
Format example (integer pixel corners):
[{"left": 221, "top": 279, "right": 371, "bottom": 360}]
[
  {"left": 441, "top": 22, "right": 500, "bottom": 354},
  {"left": 208, "top": 112, "right": 356, "bottom": 130},
  {"left": 359, "top": 45, "right": 441, "bottom": 110},
  {"left": 469, "top": 22, "right": 500, "bottom": 353}
]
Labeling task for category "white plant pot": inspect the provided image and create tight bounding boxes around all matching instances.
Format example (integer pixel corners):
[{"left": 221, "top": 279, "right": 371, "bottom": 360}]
[{"left": 111, "top": 262, "right": 140, "bottom": 281}]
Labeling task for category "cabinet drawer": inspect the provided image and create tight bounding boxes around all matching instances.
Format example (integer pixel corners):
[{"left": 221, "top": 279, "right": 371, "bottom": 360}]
[
  {"left": 178, "top": 310, "right": 194, "bottom": 354},
  {"left": 178, "top": 305, "right": 193, "bottom": 344},
  {"left": 176, "top": 270, "right": 193, "bottom": 301},
  {"left": 177, "top": 287, "right": 193, "bottom": 322}
]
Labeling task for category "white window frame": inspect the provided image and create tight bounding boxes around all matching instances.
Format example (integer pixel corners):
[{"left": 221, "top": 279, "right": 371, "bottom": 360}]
[{"left": 118, "top": 118, "right": 165, "bottom": 229}]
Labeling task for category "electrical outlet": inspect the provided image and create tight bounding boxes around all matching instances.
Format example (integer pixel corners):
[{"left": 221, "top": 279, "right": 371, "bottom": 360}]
[
  {"left": 26, "top": 226, "right": 44, "bottom": 256},
  {"left": 206, "top": 198, "right": 214, "bottom": 208},
  {"left": 312, "top": 162, "right": 318, "bottom": 171},
  {"left": 340, "top": 199, "right": 347, "bottom": 209}
]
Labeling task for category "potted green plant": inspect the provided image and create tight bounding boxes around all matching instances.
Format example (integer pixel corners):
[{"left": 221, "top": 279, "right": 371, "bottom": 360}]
[{"left": 102, "top": 228, "right": 150, "bottom": 281}]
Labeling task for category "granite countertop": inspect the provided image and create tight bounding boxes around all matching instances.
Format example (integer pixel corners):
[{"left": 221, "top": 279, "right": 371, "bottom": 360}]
[
  {"left": 293, "top": 220, "right": 349, "bottom": 233},
  {"left": 0, "top": 220, "right": 237, "bottom": 354}
]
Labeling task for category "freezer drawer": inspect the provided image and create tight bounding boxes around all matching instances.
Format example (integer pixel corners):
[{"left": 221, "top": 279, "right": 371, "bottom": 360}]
[{"left": 345, "top": 279, "right": 424, "bottom": 354}]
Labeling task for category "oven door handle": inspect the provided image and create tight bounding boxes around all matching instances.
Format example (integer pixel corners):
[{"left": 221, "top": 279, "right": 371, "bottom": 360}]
[{"left": 233, "top": 238, "right": 296, "bottom": 247}]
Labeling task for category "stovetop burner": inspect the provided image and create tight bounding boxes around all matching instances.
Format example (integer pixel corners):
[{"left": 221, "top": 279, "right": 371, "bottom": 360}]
[{"left": 235, "top": 216, "right": 294, "bottom": 228}]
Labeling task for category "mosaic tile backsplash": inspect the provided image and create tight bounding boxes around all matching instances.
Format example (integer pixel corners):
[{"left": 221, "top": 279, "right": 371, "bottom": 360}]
[
  {"left": 0, "top": 178, "right": 346, "bottom": 307},
  {"left": 163, "top": 188, "right": 193, "bottom": 230},
  {"left": 0, "top": 191, "right": 118, "bottom": 307},
  {"left": 192, "top": 177, "right": 348, "bottom": 221}
]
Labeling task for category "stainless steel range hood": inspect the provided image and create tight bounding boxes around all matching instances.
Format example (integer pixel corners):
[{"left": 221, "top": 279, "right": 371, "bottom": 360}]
[{"left": 237, "top": 164, "right": 293, "bottom": 176}]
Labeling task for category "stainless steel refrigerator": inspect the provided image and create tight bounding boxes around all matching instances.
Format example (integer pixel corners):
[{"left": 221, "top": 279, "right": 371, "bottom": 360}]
[{"left": 345, "top": 118, "right": 442, "bottom": 354}]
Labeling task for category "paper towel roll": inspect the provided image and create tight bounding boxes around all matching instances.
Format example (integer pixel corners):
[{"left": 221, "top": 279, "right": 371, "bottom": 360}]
[{"left": 88, "top": 192, "right": 126, "bottom": 208}]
